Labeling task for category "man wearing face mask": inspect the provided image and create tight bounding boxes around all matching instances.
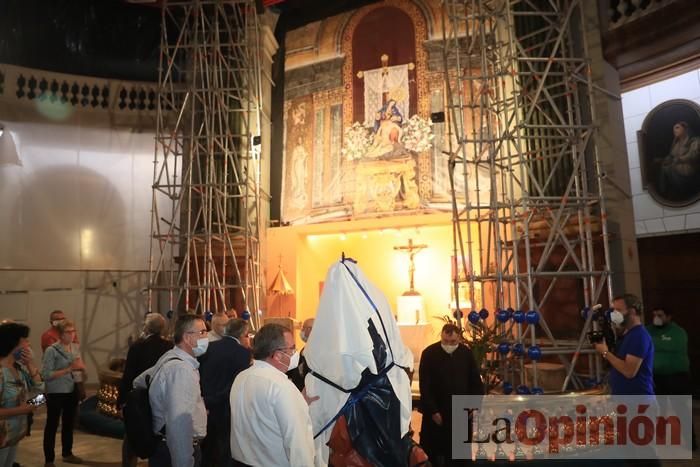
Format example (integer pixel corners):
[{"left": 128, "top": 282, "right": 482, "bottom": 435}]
[
  {"left": 419, "top": 323, "right": 484, "bottom": 467},
  {"left": 287, "top": 317, "right": 314, "bottom": 390},
  {"left": 594, "top": 294, "right": 655, "bottom": 396},
  {"left": 229, "top": 323, "right": 315, "bottom": 467},
  {"left": 198, "top": 319, "right": 252, "bottom": 467},
  {"left": 646, "top": 307, "right": 697, "bottom": 450},
  {"left": 133, "top": 314, "right": 208, "bottom": 467}
]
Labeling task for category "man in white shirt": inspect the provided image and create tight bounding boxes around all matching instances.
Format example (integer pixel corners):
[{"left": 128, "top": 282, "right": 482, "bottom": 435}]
[
  {"left": 230, "top": 323, "right": 315, "bottom": 467},
  {"left": 134, "top": 314, "right": 209, "bottom": 467}
]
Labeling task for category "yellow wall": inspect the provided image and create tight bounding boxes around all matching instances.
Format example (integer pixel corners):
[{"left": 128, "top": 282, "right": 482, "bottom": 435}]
[{"left": 266, "top": 213, "right": 467, "bottom": 341}]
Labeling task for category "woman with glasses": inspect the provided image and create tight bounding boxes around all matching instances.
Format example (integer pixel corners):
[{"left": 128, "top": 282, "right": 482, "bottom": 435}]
[
  {"left": 41, "top": 320, "right": 85, "bottom": 467},
  {"left": 0, "top": 321, "right": 43, "bottom": 467}
]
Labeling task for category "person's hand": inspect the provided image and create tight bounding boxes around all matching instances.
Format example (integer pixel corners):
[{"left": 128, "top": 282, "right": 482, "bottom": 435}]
[
  {"left": 594, "top": 341, "right": 608, "bottom": 355},
  {"left": 19, "top": 403, "right": 37, "bottom": 415},
  {"left": 302, "top": 388, "right": 319, "bottom": 406},
  {"left": 70, "top": 359, "right": 86, "bottom": 371},
  {"left": 432, "top": 412, "right": 443, "bottom": 426},
  {"left": 17, "top": 347, "right": 33, "bottom": 366}
]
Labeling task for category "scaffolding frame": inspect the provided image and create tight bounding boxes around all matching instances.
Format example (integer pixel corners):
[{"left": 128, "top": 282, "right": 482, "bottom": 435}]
[
  {"left": 148, "top": 0, "right": 265, "bottom": 329},
  {"left": 442, "top": 0, "right": 613, "bottom": 391}
]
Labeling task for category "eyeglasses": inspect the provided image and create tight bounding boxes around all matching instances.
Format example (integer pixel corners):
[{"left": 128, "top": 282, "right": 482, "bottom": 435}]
[
  {"left": 275, "top": 346, "right": 295, "bottom": 355},
  {"left": 186, "top": 329, "right": 208, "bottom": 336}
]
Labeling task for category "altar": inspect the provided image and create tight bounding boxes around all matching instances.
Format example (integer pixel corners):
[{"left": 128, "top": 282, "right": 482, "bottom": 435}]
[{"left": 351, "top": 155, "right": 420, "bottom": 214}]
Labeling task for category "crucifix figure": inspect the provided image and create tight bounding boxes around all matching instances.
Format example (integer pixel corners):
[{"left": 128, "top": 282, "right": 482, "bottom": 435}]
[{"left": 394, "top": 238, "right": 428, "bottom": 294}]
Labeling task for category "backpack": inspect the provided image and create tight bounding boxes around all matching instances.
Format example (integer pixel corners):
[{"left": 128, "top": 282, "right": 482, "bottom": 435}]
[{"left": 123, "top": 357, "right": 181, "bottom": 458}]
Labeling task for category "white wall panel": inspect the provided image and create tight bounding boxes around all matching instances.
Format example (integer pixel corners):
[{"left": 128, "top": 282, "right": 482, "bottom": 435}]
[{"left": 0, "top": 122, "right": 154, "bottom": 270}]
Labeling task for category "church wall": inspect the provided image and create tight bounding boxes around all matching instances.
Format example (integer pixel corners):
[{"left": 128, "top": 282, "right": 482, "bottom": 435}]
[
  {"left": 281, "top": 0, "right": 465, "bottom": 225},
  {"left": 0, "top": 61, "right": 172, "bottom": 382},
  {"left": 0, "top": 120, "right": 154, "bottom": 381},
  {"left": 621, "top": 67, "right": 700, "bottom": 236}
]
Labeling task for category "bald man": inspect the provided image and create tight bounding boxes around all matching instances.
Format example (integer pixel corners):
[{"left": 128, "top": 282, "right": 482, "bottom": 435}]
[
  {"left": 209, "top": 314, "right": 229, "bottom": 342},
  {"left": 287, "top": 318, "right": 314, "bottom": 390}
]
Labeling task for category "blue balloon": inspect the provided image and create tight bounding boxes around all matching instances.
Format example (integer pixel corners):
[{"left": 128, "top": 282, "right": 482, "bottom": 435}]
[
  {"left": 516, "top": 385, "right": 530, "bottom": 395},
  {"left": 503, "top": 382, "right": 513, "bottom": 395},
  {"left": 453, "top": 309, "right": 464, "bottom": 320},
  {"left": 479, "top": 308, "right": 489, "bottom": 320},
  {"left": 580, "top": 307, "right": 590, "bottom": 320},
  {"left": 531, "top": 387, "right": 544, "bottom": 395},
  {"left": 166, "top": 310, "right": 174, "bottom": 319},
  {"left": 497, "top": 342, "right": 510, "bottom": 355},
  {"left": 525, "top": 310, "right": 539, "bottom": 325},
  {"left": 496, "top": 309, "right": 509, "bottom": 323},
  {"left": 467, "top": 310, "right": 480, "bottom": 324},
  {"left": 512, "top": 310, "right": 525, "bottom": 323},
  {"left": 527, "top": 345, "right": 542, "bottom": 361},
  {"left": 512, "top": 343, "right": 525, "bottom": 356},
  {"left": 241, "top": 310, "right": 251, "bottom": 321}
]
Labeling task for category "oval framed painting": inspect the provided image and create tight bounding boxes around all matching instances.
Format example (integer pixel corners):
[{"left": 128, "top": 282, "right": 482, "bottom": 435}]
[{"left": 638, "top": 99, "right": 700, "bottom": 207}]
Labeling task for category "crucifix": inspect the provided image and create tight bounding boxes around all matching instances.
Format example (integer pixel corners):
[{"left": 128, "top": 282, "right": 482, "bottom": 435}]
[{"left": 393, "top": 238, "right": 428, "bottom": 294}]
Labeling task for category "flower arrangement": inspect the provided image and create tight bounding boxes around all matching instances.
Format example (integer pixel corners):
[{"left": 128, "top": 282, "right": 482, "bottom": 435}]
[
  {"left": 401, "top": 114, "right": 435, "bottom": 153},
  {"left": 341, "top": 122, "right": 372, "bottom": 161},
  {"left": 341, "top": 114, "right": 435, "bottom": 161}
]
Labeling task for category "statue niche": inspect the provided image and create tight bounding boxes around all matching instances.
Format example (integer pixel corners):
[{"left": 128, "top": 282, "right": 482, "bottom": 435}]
[{"left": 345, "top": 6, "right": 425, "bottom": 214}]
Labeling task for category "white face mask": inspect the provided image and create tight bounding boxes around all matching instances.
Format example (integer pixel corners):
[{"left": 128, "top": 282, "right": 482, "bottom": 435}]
[
  {"left": 192, "top": 337, "right": 209, "bottom": 357},
  {"left": 653, "top": 317, "right": 664, "bottom": 327},
  {"left": 52, "top": 320, "right": 63, "bottom": 327},
  {"left": 610, "top": 310, "right": 625, "bottom": 327},
  {"left": 441, "top": 344, "right": 458, "bottom": 354},
  {"left": 300, "top": 332, "right": 308, "bottom": 343}
]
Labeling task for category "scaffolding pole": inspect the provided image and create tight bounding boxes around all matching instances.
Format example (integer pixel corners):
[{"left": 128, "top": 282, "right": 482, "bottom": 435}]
[
  {"left": 442, "top": 0, "right": 612, "bottom": 392},
  {"left": 148, "top": 0, "right": 265, "bottom": 330}
]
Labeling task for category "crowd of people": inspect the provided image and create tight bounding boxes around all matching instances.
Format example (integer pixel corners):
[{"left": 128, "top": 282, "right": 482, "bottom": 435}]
[{"left": 0, "top": 292, "right": 696, "bottom": 467}]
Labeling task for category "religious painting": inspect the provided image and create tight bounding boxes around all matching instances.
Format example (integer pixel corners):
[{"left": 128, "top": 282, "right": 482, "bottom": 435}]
[
  {"left": 638, "top": 99, "right": 700, "bottom": 207},
  {"left": 280, "top": 0, "right": 437, "bottom": 223},
  {"left": 282, "top": 95, "right": 314, "bottom": 219},
  {"left": 339, "top": 3, "right": 433, "bottom": 216}
]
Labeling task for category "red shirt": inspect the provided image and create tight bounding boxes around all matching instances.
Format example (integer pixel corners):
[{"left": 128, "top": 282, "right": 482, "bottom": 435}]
[{"left": 41, "top": 327, "right": 79, "bottom": 352}]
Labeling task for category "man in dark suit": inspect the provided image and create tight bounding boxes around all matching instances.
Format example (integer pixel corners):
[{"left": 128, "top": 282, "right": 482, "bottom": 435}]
[
  {"left": 198, "top": 318, "right": 252, "bottom": 467},
  {"left": 419, "top": 323, "right": 484, "bottom": 467},
  {"left": 119, "top": 312, "right": 173, "bottom": 467}
]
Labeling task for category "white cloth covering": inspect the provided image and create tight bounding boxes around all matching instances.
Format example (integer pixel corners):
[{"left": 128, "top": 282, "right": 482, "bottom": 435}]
[
  {"left": 363, "top": 64, "right": 410, "bottom": 126},
  {"left": 304, "top": 260, "right": 414, "bottom": 465},
  {"left": 229, "top": 360, "right": 315, "bottom": 467}
]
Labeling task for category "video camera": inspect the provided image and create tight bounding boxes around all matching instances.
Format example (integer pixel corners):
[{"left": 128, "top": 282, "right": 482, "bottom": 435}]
[{"left": 583, "top": 305, "right": 616, "bottom": 351}]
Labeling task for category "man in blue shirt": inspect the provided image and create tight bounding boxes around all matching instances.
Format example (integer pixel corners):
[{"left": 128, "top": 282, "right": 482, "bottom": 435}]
[{"left": 594, "top": 294, "right": 654, "bottom": 395}]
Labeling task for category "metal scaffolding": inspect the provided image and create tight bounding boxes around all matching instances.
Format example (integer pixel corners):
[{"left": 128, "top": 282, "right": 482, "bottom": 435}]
[
  {"left": 442, "top": 0, "right": 613, "bottom": 392},
  {"left": 148, "top": 0, "right": 265, "bottom": 329}
]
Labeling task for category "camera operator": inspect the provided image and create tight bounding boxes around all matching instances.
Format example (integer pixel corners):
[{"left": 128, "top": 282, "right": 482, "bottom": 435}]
[{"left": 594, "top": 294, "right": 654, "bottom": 396}]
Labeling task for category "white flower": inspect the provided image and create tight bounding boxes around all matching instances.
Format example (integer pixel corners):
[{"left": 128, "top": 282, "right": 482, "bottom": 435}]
[
  {"left": 341, "top": 122, "right": 372, "bottom": 161},
  {"left": 401, "top": 115, "right": 434, "bottom": 153}
]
